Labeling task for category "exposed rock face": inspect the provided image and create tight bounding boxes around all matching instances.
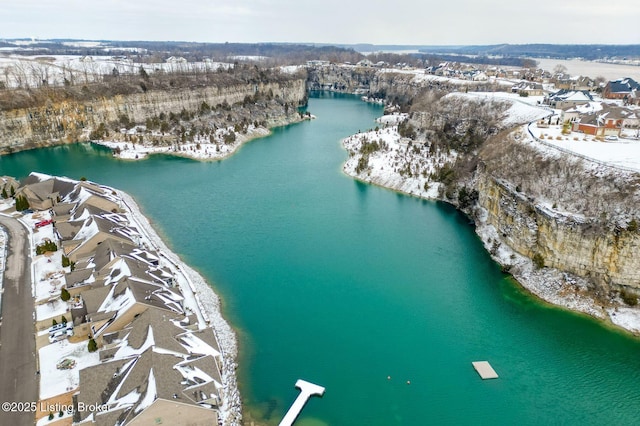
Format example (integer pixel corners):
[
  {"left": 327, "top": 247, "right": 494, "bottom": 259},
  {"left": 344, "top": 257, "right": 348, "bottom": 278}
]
[
  {"left": 477, "top": 173, "right": 640, "bottom": 294},
  {"left": 306, "top": 64, "right": 377, "bottom": 94},
  {"left": 0, "top": 79, "right": 307, "bottom": 154}
]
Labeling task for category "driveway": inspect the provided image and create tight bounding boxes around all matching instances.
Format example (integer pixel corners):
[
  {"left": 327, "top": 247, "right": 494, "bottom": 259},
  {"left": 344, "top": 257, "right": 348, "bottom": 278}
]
[{"left": 0, "top": 214, "right": 37, "bottom": 426}]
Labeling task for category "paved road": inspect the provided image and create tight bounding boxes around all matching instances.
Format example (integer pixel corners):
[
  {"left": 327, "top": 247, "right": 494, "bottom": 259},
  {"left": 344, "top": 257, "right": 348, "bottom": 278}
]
[{"left": 0, "top": 215, "right": 37, "bottom": 426}]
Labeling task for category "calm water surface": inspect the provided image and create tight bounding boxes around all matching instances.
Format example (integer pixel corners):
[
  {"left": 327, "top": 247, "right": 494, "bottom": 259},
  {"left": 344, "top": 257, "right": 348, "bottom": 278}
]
[{"left": 2, "top": 92, "right": 640, "bottom": 425}]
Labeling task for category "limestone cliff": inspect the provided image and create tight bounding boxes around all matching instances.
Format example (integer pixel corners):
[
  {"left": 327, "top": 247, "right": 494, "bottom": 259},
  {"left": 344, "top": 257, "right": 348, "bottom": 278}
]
[
  {"left": 342, "top": 90, "right": 640, "bottom": 330},
  {"left": 0, "top": 78, "right": 307, "bottom": 154}
]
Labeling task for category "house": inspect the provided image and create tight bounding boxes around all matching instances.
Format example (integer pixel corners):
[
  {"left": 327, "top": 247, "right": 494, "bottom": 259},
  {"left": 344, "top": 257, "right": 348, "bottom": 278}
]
[
  {"left": 571, "top": 105, "right": 626, "bottom": 137},
  {"left": 61, "top": 213, "right": 140, "bottom": 261},
  {"left": 356, "top": 59, "right": 373, "bottom": 67},
  {"left": 15, "top": 176, "right": 76, "bottom": 210},
  {"left": 65, "top": 181, "right": 122, "bottom": 213},
  {"left": 306, "top": 60, "right": 330, "bottom": 67},
  {"left": 555, "top": 76, "right": 595, "bottom": 91},
  {"left": 74, "top": 309, "right": 222, "bottom": 426},
  {"left": 0, "top": 176, "right": 19, "bottom": 197},
  {"left": 545, "top": 89, "right": 594, "bottom": 109},
  {"left": 472, "top": 71, "right": 489, "bottom": 82},
  {"left": 603, "top": 78, "right": 640, "bottom": 100},
  {"left": 166, "top": 56, "right": 187, "bottom": 64},
  {"left": 79, "top": 274, "right": 184, "bottom": 340},
  {"left": 511, "top": 81, "right": 544, "bottom": 96},
  {"left": 560, "top": 102, "right": 602, "bottom": 124}
]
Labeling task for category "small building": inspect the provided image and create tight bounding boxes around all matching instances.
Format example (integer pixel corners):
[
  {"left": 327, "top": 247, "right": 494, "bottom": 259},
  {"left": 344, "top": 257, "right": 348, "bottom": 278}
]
[
  {"left": 0, "top": 176, "right": 19, "bottom": 197},
  {"left": 511, "top": 81, "right": 544, "bottom": 96},
  {"left": 166, "top": 56, "right": 187, "bottom": 64},
  {"left": 571, "top": 105, "right": 626, "bottom": 137},
  {"left": 15, "top": 176, "right": 76, "bottom": 211},
  {"left": 545, "top": 89, "right": 594, "bottom": 109},
  {"left": 560, "top": 102, "right": 602, "bottom": 124},
  {"left": 603, "top": 78, "right": 640, "bottom": 100}
]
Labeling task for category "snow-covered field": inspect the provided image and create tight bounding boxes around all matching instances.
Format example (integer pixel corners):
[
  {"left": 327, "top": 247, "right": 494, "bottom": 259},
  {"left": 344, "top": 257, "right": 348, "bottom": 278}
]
[
  {"left": 528, "top": 122, "right": 640, "bottom": 172},
  {"left": 38, "top": 339, "right": 100, "bottom": 399}
]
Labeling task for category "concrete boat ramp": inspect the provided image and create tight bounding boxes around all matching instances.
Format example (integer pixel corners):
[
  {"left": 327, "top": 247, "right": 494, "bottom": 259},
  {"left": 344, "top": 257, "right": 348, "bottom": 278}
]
[{"left": 279, "top": 379, "right": 325, "bottom": 426}]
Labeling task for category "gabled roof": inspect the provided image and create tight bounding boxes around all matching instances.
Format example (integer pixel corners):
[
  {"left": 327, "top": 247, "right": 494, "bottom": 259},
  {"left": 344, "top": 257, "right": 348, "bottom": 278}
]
[
  {"left": 89, "top": 239, "right": 140, "bottom": 272},
  {"left": 549, "top": 89, "right": 593, "bottom": 102},
  {"left": 76, "top": 310, "right": 222, "bottom": 424},
  {"left": 575, "top": 105, "right": 629, "bottom": 126},
  {"left": 607, "top": 77, "right": 640, "bottom": 94}
]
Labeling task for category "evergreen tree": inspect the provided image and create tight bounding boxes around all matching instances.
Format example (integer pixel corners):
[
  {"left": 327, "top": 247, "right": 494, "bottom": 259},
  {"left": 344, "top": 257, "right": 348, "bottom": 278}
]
[
  {"left": 87, "top": 338, "right": 98, "bottom": 352},
  {"left": 60, "top": 287, "right": 71, "bottom": 302},
  {"left": 52, "top": 318, "right": 58, "bottom": 326},
  {"left": 10, "top": 186, "right": 15, "bottom": 197},
  {"left": 15, "top": 195, "right": 30, "bottom": 211},
  {"left": 1, "top": 187, "right": 6, "bottom": 199},
  {"left": 61, "top": 315, "right": 68, "bottom": 324}
]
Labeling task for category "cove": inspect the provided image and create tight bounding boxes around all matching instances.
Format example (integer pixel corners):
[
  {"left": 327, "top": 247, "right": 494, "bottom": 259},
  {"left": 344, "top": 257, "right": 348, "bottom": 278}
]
[{"left": 2, "top": 92, "right": 640, "bottom": 425}]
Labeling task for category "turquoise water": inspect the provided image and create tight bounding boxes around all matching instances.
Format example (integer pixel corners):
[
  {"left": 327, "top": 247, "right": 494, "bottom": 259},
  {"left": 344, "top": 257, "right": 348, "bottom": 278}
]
[{"left": 2, "top": 92, "right": 640, "bottom": 425}]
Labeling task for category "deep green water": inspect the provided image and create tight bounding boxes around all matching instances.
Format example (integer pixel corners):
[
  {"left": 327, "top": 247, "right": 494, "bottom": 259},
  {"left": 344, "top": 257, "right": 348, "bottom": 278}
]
[{"left": 2, "top": 92, "right": 640, "bottom": 425}]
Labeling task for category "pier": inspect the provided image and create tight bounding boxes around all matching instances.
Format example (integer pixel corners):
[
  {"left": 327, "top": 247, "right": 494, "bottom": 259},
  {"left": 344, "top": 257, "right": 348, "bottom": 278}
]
[{"left": 279, "top": 379, "right": 325, "bottom": 426}]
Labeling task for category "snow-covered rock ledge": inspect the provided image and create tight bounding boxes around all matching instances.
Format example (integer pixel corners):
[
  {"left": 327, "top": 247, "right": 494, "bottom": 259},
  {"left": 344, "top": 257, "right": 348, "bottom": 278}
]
[
  {"left": 341, "top": 118, "right": 452, "bottom": 199},
  {"left": 117, "top": 190, "right": 242, "bottom": 425},
  {"left": 94, "top": 115, "right": 313, "bottom": 162}
]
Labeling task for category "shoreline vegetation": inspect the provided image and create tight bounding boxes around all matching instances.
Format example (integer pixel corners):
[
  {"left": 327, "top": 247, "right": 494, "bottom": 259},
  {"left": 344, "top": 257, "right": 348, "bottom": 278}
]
[{"left": 93, "top": 114, "right": 314, "bottom": 162}]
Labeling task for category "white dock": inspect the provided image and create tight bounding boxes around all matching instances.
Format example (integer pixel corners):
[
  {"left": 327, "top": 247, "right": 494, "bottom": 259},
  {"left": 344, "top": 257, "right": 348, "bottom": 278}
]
[
  {"left": 472, "top": 361, "right": 499, "bottom": 379},
  {"left": 279, "top": 379, "right": 325, "bottom": 426}
]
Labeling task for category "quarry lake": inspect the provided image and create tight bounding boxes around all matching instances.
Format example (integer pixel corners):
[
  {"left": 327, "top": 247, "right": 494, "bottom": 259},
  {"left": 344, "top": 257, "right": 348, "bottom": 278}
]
[{"left": 3, "top": 92, "right": 640, "bottom": 425}]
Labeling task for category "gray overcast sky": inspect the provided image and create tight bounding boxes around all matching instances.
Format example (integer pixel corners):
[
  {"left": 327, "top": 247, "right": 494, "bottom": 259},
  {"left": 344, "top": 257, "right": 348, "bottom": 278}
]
[{"left": 1, "top": 0, "right": 639, "bottom": 45}]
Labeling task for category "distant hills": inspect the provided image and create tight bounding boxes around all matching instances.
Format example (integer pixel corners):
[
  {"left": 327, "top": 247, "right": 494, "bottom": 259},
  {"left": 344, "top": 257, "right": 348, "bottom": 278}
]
[{"left": 339, "top": 43, "right": 640, "bottom": 61}]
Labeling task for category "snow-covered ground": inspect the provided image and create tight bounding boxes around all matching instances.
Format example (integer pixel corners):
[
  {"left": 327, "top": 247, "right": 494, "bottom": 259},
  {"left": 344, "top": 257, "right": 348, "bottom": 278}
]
[
  {"left": 453, "top": 92, "right": 551, "bottom": 126},
  {"left": 96, "top": 125, "right": 271, "bottom": 162},
  {"left": 38, "top": 339, "right": 100, "bottom": 399},
  {"left": 528, "top": 122, "right": 640, "bottom": 172},
  {"left": 342, "top": 116, "right": 451, "bottom": 199},
  {"left": 0, "top": 224, "right": 6, "bottom": 308},
  {"left": 377, "top": 68, "right": 514, "bottom": 88},
  {"left": 0, "top": 54, "right": 231, "bottom": 88}
]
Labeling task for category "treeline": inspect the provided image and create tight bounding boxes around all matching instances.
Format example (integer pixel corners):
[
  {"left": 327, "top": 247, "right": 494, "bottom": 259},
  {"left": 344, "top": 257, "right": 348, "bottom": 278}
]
[
  {"left": 0, "top": 64, "right": 305, "bottom": 111},
  {"left": 418, "top": 44, "right": 640, "bottom": 60},
  {"left": 3, "top": 40, "right": 365, "bottom": 65}
]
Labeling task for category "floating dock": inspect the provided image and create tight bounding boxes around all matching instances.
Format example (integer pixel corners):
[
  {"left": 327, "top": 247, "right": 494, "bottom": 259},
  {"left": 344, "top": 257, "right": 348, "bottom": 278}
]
[
  {"left": 279, "top": 379, "right": 326, "bottom": 426},
  {"left": 472, "top": 361, "right": 499, "bottom": 379}
]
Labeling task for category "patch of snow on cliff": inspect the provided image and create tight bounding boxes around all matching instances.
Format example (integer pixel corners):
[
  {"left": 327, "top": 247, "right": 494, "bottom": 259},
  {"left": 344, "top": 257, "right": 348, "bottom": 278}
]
[{"left": 608, "top": 307, "right": 640, "bottom": 334}]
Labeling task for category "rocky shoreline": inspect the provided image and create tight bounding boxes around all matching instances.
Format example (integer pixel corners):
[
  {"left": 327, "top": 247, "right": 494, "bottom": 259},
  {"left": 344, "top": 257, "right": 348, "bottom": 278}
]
[{"left": 341, "top": 118, "right": 640, "bottom": 338}]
